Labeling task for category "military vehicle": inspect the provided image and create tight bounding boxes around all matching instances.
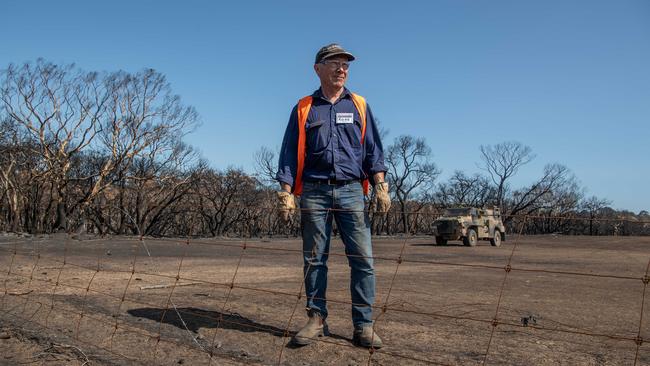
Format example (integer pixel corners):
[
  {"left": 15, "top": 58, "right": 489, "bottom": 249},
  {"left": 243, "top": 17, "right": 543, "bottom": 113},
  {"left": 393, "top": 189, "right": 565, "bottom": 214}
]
[{"left": 431, "top": 207, "right": 506, "bottom": 247}]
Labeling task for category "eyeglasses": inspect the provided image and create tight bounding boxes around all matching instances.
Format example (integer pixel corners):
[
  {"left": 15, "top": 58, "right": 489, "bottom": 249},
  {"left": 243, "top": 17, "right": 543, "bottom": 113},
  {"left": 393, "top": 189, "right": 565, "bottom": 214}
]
[{"left": 320, "top": 60, "right": 350, "bottom": 70}]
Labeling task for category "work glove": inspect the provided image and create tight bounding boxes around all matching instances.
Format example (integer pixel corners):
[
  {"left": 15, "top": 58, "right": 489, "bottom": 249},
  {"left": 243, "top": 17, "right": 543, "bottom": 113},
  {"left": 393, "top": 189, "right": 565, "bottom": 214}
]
[
  {"left": 276, "top": 190, "right": 296, "bottom": 223},
  {"left": 374, "top": 182, "right": 391, "bottom": 214}
]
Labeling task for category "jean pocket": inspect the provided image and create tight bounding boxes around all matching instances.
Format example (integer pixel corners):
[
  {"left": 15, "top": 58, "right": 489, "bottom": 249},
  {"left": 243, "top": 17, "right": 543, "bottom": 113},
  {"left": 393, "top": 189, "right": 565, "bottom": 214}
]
[
  {"left": 302, "top": 181, "right": 318, "bottom": 194},
  {"left": 341, "top": 181, "right": 363, "bottom": 194}
]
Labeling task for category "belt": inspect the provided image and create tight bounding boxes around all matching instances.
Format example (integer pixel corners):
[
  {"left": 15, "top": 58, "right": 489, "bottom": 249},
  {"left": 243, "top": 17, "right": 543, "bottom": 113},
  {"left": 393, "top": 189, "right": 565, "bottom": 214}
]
[{"left": 305, "top": 178, "right": 359, "bottom": 186}]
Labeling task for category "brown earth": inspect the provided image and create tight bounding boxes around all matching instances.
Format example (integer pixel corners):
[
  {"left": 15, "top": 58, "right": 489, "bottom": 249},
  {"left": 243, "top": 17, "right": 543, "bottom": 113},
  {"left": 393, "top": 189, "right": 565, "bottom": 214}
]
[{"left": 0, "top": 233, "right": 648, "bottom": 365}]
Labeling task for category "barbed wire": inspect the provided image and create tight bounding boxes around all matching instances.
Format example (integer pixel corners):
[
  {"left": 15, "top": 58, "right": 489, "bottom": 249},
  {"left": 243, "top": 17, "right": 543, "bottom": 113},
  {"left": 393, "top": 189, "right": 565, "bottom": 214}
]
[{"left": 1, "top": 210, "right": 648, "bottom": 365}]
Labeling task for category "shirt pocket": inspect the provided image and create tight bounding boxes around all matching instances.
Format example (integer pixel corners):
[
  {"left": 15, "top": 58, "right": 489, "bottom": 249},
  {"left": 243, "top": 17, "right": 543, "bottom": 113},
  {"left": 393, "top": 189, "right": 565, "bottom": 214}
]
[
  {"left": 306, "top": 120, "right": 329, "bottom": 154},
  {"left": 340, "top": 118, "right": 363, "bottom": 149}
]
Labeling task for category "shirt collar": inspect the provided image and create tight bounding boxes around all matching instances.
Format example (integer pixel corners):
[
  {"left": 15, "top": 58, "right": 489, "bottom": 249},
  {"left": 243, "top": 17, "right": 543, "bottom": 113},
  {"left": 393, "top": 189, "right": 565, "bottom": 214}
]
[{"left": 312, "top": 87, "right": 351, "bottom": 102}]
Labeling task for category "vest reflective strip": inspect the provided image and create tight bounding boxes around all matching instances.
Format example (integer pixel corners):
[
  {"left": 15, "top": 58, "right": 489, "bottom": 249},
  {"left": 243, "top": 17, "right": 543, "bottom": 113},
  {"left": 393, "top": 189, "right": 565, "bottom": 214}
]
[{"left": 292, "top": 93, "right": 370, "bottom": 196}]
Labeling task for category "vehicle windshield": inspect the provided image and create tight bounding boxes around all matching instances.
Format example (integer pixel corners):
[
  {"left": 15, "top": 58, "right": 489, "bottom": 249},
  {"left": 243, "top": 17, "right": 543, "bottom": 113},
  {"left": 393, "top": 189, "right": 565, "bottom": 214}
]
[{"left": 444, "top": 208, "right": 472, "bottom": 216}]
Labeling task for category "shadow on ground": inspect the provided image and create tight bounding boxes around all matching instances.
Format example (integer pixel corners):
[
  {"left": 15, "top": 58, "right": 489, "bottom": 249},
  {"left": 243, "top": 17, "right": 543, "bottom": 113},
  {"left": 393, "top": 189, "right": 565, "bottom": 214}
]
[
  {"left": 128, "top": 307, "right": 287, "bottom": 336},
  {"left": 127, "top": 307, "right": 349, "bottom": 346}
]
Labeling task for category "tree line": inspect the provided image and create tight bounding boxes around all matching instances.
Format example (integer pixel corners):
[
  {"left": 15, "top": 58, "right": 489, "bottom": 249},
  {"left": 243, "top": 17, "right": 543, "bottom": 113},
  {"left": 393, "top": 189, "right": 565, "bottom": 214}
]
[{"left": 1, "top": 60, "right": 647, "bottom": 237}]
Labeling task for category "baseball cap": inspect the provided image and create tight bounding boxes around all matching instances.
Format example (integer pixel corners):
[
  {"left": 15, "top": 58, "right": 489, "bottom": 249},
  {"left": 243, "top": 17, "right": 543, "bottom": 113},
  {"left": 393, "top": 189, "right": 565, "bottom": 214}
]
[{"left": 314, "top": 43, "right": 355, "bottom": 64}]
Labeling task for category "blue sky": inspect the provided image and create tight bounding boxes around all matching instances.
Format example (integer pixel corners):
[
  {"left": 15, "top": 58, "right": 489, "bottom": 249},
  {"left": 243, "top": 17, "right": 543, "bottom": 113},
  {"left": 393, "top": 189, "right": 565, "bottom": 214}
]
[{"left": 2, "top": 0, "right": 649, "bottom": 212}]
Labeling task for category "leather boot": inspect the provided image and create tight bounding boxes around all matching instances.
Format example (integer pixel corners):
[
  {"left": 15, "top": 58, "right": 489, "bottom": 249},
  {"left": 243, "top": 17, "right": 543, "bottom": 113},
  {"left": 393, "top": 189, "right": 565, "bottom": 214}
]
[
  {"left": 293, "top": 311, "right": 328, "bottom": 346},
  {"left": 353, "top": 324, "right": 383, "bottom": 349}
]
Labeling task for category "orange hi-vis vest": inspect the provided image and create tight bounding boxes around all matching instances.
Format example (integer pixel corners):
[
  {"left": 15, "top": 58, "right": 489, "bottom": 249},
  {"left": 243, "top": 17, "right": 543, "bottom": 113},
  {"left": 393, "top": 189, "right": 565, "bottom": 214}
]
[{"left": 293, "top": 92, "right": 370, "bottom": 196}]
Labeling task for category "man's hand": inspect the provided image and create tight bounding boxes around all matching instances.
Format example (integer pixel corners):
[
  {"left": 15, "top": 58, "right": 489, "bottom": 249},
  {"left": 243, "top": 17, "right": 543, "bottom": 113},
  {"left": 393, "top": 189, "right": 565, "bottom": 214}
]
[
  {"left": 374, "top": 182, "right": 391, "bottom": 213},
  {"left": 276, "top": 190, "right": 296, "bottom": 223}
]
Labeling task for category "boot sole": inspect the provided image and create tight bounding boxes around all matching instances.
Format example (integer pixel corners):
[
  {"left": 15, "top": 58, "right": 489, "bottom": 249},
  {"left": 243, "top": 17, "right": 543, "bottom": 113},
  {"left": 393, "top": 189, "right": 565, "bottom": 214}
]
[
  {"left": 292, "top": 323, "right": 330, "bottom": 346},
  {"left": 352, "top": 337, "right": 383, "bottom": 349},
  {"left": 293, "top": 329, "right": 325, "bottom": 346}
]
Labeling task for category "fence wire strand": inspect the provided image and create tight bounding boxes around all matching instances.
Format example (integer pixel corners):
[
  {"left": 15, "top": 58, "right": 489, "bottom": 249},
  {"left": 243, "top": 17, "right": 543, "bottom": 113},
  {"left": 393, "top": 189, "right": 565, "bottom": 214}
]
[
  {"left": 634, "top": 258, "right": 650, "bottom": 364},
  {"left": 482, "top": 216, "right": 527, "bottom": 365}
]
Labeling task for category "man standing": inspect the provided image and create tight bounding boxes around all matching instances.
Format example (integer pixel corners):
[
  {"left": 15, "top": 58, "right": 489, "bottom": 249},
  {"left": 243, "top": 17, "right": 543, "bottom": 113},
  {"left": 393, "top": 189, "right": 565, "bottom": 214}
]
[{"left": 276, "top": 44, "right": 391, "bottom": 348}]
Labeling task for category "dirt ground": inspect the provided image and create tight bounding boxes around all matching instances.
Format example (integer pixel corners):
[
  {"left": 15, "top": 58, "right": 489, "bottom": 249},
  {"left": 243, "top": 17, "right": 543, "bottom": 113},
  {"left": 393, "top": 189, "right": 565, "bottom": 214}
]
[{"left": 0, "top": 233, "right": 648, "bottom": 366}]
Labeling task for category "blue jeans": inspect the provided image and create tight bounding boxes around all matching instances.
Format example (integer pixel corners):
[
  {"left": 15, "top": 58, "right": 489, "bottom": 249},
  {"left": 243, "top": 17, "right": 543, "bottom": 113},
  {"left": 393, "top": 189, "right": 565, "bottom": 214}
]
[{"left": 300, "top": 180, "right": 375, "bottom": 327}]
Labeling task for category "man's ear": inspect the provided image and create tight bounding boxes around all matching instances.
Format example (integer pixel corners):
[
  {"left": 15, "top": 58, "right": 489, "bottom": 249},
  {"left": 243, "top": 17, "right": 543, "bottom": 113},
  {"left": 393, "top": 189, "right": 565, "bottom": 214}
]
[{"left": 313, "top": 64, "right": 320, "bottom": 76}]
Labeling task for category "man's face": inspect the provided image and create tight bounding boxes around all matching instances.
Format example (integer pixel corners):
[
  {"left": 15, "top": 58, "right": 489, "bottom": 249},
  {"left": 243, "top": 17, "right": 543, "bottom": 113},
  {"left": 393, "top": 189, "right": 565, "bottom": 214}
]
[{"left": 314, "top": 55, "right": 350, "bottom": 89}]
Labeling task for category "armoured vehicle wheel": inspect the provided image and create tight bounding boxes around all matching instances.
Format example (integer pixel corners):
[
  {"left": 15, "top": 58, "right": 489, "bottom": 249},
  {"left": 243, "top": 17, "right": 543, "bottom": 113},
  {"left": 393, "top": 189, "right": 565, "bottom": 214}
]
[
  {"left": 435, "top": 236, "right": 447, "bottom": 245},
  {"left": 490, "top": 231, "right": 502, "bottom": 247},
  {"left": 463, "top": 229, "right": 478, "bottom": 247}
]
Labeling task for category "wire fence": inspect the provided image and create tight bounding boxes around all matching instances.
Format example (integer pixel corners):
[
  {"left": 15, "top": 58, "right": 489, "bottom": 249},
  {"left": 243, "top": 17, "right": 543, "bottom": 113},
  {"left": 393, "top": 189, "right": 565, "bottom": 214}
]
[{"left": 1, "top": 209, "right": 648, "bottom": 365}]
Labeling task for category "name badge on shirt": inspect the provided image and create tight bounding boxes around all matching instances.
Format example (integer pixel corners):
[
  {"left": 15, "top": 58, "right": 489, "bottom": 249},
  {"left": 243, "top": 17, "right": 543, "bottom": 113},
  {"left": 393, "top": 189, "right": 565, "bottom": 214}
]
[{"left": 336, "top": 113, "right": 354, "bottom": 124}]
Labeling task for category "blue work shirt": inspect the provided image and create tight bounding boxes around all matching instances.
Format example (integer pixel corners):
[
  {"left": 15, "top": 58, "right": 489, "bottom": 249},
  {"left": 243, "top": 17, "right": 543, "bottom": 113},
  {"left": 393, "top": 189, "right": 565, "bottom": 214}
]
[{"left": 276, "top": 88, "right": 387, "bottom": 188}]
